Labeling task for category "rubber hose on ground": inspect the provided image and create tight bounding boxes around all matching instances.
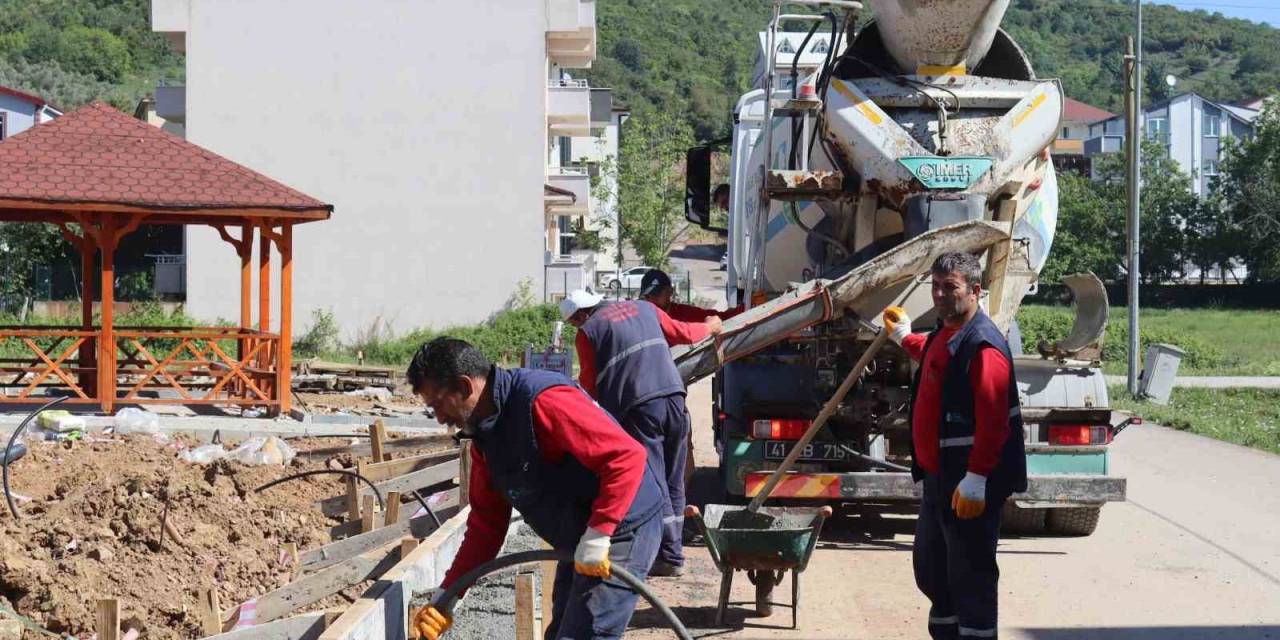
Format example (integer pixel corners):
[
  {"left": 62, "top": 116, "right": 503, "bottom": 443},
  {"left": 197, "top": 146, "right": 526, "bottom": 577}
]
[
  {"left": 254, "top": 468, "right": 385, "bottom": 512},
  {"left": 4, "top": 396, "right": 71, "bottom": 520},
  {"left": 431, "top": 549, "right": 693, "bottom": 640}
]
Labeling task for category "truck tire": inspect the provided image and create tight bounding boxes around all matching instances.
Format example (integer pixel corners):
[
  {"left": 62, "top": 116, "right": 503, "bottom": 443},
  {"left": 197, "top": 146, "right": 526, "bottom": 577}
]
[
  {"left": 999, "top": 503, "right": 1046, "bottom": 534},
  {"left": 1046, "top": 506, "right": 1101, "bottom": 536}
]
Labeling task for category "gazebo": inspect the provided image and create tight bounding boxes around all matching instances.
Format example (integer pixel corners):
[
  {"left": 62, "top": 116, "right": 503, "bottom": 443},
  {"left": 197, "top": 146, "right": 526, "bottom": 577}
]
[{"left": 0, "top": 102, "right": 331, "bottom": 414}]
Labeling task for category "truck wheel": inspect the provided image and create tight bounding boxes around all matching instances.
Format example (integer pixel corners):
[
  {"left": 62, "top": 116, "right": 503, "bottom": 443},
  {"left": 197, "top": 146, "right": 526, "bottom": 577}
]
[
  {"left": 1046, "top": 506, "right": 1101, "bottom": 536},
  {"left": 1000, "top": 503, "right": 1046, "bottom": 534}
]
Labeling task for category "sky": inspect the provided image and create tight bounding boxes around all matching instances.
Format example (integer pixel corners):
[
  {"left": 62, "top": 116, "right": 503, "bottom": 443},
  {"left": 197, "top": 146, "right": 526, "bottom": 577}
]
[{"left": 1149, "top": 1, "right": 1280, "bottom": 27}]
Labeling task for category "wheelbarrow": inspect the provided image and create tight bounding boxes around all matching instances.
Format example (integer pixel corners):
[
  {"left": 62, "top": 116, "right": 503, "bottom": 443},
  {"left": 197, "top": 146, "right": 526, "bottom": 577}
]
[{"left": 685, "top": 503, "right": 833, "bottom": 628}]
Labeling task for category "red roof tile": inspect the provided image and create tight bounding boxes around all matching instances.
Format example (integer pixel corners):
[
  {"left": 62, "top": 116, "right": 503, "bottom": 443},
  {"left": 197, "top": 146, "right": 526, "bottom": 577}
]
[
  {"left": 1063, "top": 98, "right": 1115, "bottom": 124},
  {"left": 0, "top": 102, "right": 331, "bottom": 217}
]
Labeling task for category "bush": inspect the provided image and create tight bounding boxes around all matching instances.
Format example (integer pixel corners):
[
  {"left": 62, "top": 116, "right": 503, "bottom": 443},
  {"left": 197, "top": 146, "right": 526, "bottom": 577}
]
[
  {"left": 294, "top": 308, "right": 341, "bottom": 358},
  {"left": 1015, "top": 305, "right": 1225, "bottom": 369},
  {"left": 356, "top": 304, "right": 571, "bottom": 367}
]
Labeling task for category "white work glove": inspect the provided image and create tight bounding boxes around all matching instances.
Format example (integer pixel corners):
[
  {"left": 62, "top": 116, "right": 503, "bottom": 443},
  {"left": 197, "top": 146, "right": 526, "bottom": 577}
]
[
  {"left": 951, "top": 472, "right": 987, "bottom": 520},
  {"left": 573, "top": 527, "right": 612, "bottom": 578},
  {"left": 882, "top": 307, "right": 912, "bottom": 345}
]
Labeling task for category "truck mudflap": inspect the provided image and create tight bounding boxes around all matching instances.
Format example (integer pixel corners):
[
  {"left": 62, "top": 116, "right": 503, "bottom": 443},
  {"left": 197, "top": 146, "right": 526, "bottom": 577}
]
[
  {"left": 672, "top": 220, "right": 1010, "bottom": 386},
  {"left": 744, "top": 471, "right": 1127, "bottom": 504}
]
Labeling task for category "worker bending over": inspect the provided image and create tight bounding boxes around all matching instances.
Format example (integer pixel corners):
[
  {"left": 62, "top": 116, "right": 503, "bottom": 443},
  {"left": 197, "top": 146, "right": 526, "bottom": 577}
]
[
  {"left": 561, "top": 289, "right": 721, "bottom": 577},
  {"left": 639, "top": 269, "right": 743, "bottom": 323},
  {"left": 883, "top": 252, "right": 1026, "bottom": 640},
  {"left": 408, "top": 337, "right": 664, "bottom": 640}
]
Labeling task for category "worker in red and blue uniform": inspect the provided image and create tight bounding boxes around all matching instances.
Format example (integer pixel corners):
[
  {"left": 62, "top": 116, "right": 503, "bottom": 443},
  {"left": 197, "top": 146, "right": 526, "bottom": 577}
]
[
  {"left": 882, "top": 252, "right": 1027, "bottom": 640},
  {"left": 638, "top": 269, "right": 744, "bottom": 323},
  {"left": 407, "top": 337, "right": 665, "bottom": 640},
  {"left": 561, "top": 289, "right": 722, "bottom": 577}
]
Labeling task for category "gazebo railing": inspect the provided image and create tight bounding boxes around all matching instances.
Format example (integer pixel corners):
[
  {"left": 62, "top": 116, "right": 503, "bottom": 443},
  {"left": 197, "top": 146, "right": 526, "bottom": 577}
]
[{"left": 0, "top": 326, "right": 282, "bottom": 410}]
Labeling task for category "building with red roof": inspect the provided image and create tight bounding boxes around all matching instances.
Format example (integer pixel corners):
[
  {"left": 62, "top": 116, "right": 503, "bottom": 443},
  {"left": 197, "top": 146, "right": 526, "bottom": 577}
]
[{"left": 0, "top": 84, "right": 61, "bottom": 142}]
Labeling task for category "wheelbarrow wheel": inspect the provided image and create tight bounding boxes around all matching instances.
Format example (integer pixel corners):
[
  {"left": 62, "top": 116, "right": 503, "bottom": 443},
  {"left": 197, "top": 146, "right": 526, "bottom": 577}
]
[{"left": 755, "top": 575, "right": 773, "bottom": 617}]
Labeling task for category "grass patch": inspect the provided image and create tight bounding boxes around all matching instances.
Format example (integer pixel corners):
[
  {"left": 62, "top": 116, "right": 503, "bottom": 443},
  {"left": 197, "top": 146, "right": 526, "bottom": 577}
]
[
  {"left": 1109, "top": 385, "right": 1280, "bottom": 455},
  {"left": 1018, "top": 305, "right": 1280, "bottom": 376}
]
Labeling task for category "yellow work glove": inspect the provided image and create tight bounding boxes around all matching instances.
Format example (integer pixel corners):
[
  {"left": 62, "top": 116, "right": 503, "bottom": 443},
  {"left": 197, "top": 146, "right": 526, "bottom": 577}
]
[
  {"left": 882, "top": 307, "right": 912, "bottom": 345},
  {"left": 411, "top": 605, "right": 452, "bottom": 640},
  {"left": 573, "top": 527, "right": 612, "bottom": 578},
  {"left": 951, "top": 472, "right": 987, "bottom": 520}
]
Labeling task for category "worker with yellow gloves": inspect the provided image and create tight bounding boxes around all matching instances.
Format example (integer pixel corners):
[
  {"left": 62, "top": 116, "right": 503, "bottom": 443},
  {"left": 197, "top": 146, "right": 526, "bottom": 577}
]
[
  {"left": 884, "top": 252, "right": 1027, "bottom": 640},
  {"left": 407, "top": 337, "right": 665, "bottom": 640}
]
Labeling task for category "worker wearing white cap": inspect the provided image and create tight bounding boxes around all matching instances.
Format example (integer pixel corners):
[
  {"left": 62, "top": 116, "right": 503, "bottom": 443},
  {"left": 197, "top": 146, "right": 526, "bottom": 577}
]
[{"left": 560, "top": 289, "right": 722, "bottom": 576}]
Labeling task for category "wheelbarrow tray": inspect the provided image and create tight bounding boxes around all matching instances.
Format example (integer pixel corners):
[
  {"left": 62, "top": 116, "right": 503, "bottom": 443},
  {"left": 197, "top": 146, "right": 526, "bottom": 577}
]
[{"left": 696, "top": 504, "right": 828, "bottom": 572}]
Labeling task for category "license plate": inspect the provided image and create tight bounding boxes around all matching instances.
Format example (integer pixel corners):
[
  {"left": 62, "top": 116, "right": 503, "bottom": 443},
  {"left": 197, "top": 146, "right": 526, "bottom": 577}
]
[{"left": 763, "top": 440, "right": 850, "bottom": 462}]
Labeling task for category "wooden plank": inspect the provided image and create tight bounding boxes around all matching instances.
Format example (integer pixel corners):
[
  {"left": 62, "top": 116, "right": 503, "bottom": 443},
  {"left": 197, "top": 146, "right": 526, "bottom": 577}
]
[
  {"left": 360, "top": 449, "right": 459, "bottom": 483},
  {"left": 459, "top": 441, "right": 472, "bottom": 505},
  {"left": 360, "top": 495, "right": 376, "bottom": 533},
  {"left": 199, "top": 587, "right": 222, "bottom": 636},
  {"left": 345, "top": 473, "right": 360, "bottom": 524},
  {"left": 383, "top": 492, "right": 401, "bottom": 527},
  {"left": 540, "top": 542, "right": 555, "bottom": 634},
  {"left": 369, "top": 420, "right": 387, "bottom": 463},
  {"left": 97, "top": 598, "right": 120, "bottom": 640},
  {"left": 399, "top": 537, "right": 418, "bottom": 558},
  {"left": 201, "top": 611, "right": 328, "bottom": 640},
  {"left": 320, "top": 491, "right": 461, "bottom": 561},
  {"left": 515, "top": 574, "right": 535, "bottom": 640},
  {"left": 252, "top": 540, "right": 404, "bottom": 625},
  {"left": 320, "top": 461, "right": 457, "bottom": 518}
]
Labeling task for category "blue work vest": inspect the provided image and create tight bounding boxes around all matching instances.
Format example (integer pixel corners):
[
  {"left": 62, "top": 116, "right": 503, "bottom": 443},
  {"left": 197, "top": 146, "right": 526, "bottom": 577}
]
[
  {"left": 908, "top": 311, "right": 1028, "bottom": 498},
  {"left": 472, "top": 367, "right": 664, "bottom": 549},
  {"left": 581, "top": 300, "right": 685, "bottom": 418}
]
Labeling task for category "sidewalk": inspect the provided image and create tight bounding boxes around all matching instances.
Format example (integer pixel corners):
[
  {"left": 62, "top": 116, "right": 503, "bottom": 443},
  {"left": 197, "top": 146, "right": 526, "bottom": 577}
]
[{"left": 1105, "top": 375, "right": 1280, "bottom": 389}]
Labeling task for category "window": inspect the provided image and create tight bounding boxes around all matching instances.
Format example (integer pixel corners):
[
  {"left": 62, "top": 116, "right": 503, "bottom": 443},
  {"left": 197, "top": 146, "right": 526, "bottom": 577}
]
[
  {"left": 1145, "top": 117, "right": 1169, "bottom": 145},
  {"left": 1202, "top": 111, "right": 1220, "bottom": 137},
  {"left": 1062, "top": 127, "right": 1070, "bottom": 139},
  {"left": 777, "top": 39, "right": 795, "bottom": 54},
  {"left": 1203, "top": 158, "right": 1219, "bottom": 176},
  {"left": 557, "top": 216, "right": 577, "bottom": 258},
  {"left": 811, "top": 38, "right": 829, "bottom": 54},
  {"left": 0, "top": 112, "right": 6, "bottom": 141}
]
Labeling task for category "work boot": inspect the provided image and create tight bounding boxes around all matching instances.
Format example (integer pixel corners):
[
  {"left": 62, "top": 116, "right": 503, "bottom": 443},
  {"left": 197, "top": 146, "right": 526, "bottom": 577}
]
[{"left": 648, "top": 560, "right": 685, "bottom": 577}]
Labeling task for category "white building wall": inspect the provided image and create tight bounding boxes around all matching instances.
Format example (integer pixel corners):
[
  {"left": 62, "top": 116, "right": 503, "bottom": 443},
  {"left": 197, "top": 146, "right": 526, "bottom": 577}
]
[
  {"left": 0, "top": 95, "right": 37, "bottom": 136},
  {"left": 569, "top": 112, "right": 623, "bottom": 277},
  {"left": 177, "top": 0, "right": 549, "bottom": 336}
]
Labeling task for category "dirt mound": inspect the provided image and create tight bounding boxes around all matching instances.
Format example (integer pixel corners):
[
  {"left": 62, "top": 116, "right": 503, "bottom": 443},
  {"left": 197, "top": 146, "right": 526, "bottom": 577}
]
[{"left": 0, "top": 434, "right": 362, "bottom": 638}]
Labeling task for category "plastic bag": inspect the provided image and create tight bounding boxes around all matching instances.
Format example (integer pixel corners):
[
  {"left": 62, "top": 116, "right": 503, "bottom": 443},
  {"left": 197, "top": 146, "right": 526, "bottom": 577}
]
[
  {"left": 179, "top": 444, "right": 226, "bottom": 464},
  {"left": 224, "top": 436, "right": 297, "bottom": 466},
  {"left": 115, "top": 407, "right": 160, "bottom": 434},
  {"left": 37, "top": 410, "right": 86, "bottom": 433}
]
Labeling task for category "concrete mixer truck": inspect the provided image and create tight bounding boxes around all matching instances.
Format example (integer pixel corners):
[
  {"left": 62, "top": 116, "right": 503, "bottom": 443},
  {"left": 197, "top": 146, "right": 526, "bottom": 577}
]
[{"left": 679, "top": 0, "right": 1130, "bottom": 535}]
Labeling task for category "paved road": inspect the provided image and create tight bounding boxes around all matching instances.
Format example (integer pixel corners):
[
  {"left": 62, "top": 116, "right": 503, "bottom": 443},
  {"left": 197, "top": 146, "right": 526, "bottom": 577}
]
[
  {"left": 668, "top": 241, "right": 731, "bottom": 308},
  {"left": 1104, "top": 375, "right": 1280, "bottom": 389},
  {"left": 631, "top": 380, "right": 1280, "bottom": 639}
]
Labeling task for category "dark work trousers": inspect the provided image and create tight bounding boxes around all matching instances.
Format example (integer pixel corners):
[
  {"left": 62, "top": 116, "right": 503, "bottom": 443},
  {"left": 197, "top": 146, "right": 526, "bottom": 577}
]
[
  {"left": 914, "top": 474, "right": 1004, "bottom": 640},
  {"left": 544, "top": 512, "right": 662, "bottom": 640},
  {"left": 620, "top": 393, "right": 690, "bottom": 567}
]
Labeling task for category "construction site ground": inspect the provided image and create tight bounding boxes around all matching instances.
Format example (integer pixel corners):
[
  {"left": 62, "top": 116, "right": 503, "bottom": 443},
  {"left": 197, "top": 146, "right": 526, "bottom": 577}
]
[
  {"left": 0, "top": 428, "right": 453, "bottom": 639},
  {"left": 629, "top": 379, "right": 1280, "bottom": 640}
]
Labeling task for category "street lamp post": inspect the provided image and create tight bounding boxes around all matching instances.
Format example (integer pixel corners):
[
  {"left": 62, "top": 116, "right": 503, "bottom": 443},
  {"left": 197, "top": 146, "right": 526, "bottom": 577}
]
[{"left": 1126, "top": 0, "right": 1143, "bottom": 397}]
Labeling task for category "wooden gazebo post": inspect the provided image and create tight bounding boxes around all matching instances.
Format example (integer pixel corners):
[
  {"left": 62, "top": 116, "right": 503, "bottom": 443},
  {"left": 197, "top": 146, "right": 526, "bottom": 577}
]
[
  {"left": 98, "top": 216, "right": 116, "bottom": 413},
  {"left": 277, "top": 223, "right": 293, "bottom": 413}
]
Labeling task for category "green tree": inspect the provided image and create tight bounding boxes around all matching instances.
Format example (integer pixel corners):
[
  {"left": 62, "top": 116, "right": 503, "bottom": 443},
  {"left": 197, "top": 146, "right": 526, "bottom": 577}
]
[
  {"left": 0, "top": 222, "right": 74, "bottom": 319},
  {"left": 1215, "top": 95, "right": 1280, "bottom": 281},
  {"left": 1040, "top": 171, "right": 1122, "bottom": 284},
  {"left": 595, "top": 108, "right": 695, "bottom": 268}
]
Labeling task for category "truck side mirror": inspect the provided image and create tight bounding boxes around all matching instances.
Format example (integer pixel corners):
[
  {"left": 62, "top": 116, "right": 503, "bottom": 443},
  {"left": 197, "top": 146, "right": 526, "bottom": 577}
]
[{"left": 685, "top": 145, "right": 712, "bottom": 228}]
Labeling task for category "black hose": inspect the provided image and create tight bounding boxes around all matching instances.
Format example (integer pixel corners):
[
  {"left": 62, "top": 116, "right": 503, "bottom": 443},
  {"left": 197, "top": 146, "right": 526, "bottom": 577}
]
[
  {"left": 254, "top": 469, "right": 385, "bottom": 512},
  {"left": 410, "top": 489, "right": 442, "bottom": 528},
  {"left": 4, "top": 396, "right": 71, "bottom": 520},
  {"left": 431, "top": 549, "right": 693, "bottom": 640}
]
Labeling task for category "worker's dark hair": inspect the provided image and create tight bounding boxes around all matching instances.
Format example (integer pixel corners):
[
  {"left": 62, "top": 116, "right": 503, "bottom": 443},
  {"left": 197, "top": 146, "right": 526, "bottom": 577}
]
[
  {"left": 930, "top": 252, "right": 983, "bottom": 289},
  {"left": 406, "top": 337, "right": 491, "bottom": 393},
  {"left": 712, "top": 183, "right": 730, "bottom": 200}
]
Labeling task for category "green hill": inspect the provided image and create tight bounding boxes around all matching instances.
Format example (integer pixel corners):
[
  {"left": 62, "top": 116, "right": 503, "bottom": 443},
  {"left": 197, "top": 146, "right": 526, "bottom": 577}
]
[{"left": 585, "top": 0, "right": 1280, "bottom": 141}]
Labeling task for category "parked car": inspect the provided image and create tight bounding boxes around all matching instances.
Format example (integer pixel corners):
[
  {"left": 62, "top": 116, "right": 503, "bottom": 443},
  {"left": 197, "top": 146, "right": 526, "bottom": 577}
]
[
  {"left": 599, "top": 266, "right": 654, "bottom": 291},
  {"left": 719, "top": 253, "right": 728, "bottom": 270}
]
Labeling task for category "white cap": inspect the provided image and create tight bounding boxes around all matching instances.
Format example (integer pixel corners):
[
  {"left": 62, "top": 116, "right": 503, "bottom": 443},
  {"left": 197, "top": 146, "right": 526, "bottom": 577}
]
[{"left": 559, "top": 289, "right": 604, "bottom": 320}]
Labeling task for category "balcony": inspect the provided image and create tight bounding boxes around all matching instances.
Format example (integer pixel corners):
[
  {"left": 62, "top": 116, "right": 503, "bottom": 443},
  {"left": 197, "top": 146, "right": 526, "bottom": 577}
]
[
  {"left": 1051, "top": 138, "right": 1084, "bottom": 155},
  {"left": 547, "top": 0, "right": 596, "bottom": 68},
  {"left": 546, "top": 166, "right": 591, "bottom": 217},
  {"left": 155, "top": 85, "right": 186, "bottom": 124},
  {"left": 548, "top": 79, "right": 591, "bottom": 137}
]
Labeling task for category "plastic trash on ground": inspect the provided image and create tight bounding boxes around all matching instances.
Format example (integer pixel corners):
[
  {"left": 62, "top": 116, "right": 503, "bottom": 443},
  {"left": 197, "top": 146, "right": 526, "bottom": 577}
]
[
  {"left": 179, "top": 444, "right": 226, "bottom": 464},
  {"left": 225, "top": 436, "right": 297, "bottom": 466},
  {"left": 115, "top": 407, "right": 161, "bottom": 434},
  {"left": 37, "top": 409, "right": 86, "bottom": 433}
]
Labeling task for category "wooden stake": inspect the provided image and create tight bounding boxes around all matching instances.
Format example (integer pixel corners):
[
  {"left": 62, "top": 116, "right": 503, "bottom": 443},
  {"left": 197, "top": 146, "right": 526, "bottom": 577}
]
[
  {"left": 285, "top": 541, "right": 299, "bottom": 574},
  {"left": 540, "top": 542, "right": 555, "bottom": 634},
  {"left": 96, "top": 598, "right": 120, "bottom": 640},
  {"left": 383, "top": 491, "right": 401, "bottom": 526},
  {"left": 370, "top": 420, "right": 388, "bottom": 462},
  {"left": 360, "top": 495, "right": 376, "bottom": 533},
  {"left": 399, "top": 536, "right": 418, "bottom": 558},
  {"left": 515, "top": 573, "right": 535, "bottom": 640},
  {"left": 199, "top": 588, "right": 222, "bottom": 636},
  {"left": 458, "top": 441, "right": 472, "bottom": 505},
  {"left": 346, "top": 462, "right": 365, "bottom": 523}
]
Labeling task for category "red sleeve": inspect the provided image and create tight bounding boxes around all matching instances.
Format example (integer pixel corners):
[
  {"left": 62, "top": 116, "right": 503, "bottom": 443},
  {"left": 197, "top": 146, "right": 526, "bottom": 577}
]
[
  {"left": 720, "top": 304, "right": 745, "bottom": 320},
  {"left": 901, "top": 333, "right": 928, "bottom": 362},
  {"left": 575, "top": 330, "right": 598, "bottom": 400},
  {"left": 667, "top": 303, "right": 716, "bottom": 323},
  {"left": 968, "top": 346, "right": 1012, "bottom": 476},
  {"left": 441, "top": 447, "right": 512, "bottom": 590},
  {"left": 531, "top": 386, "right": 646, "bottom": 534},
  {"left": 654, "top": 305, "right": 709, "bottom": 346}
]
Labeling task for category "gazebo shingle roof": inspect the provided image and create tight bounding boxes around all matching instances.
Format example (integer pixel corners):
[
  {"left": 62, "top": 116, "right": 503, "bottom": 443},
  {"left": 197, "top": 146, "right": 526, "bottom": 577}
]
[{"left": 0, "top": 102, "right": 331, "bottom": 216}]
